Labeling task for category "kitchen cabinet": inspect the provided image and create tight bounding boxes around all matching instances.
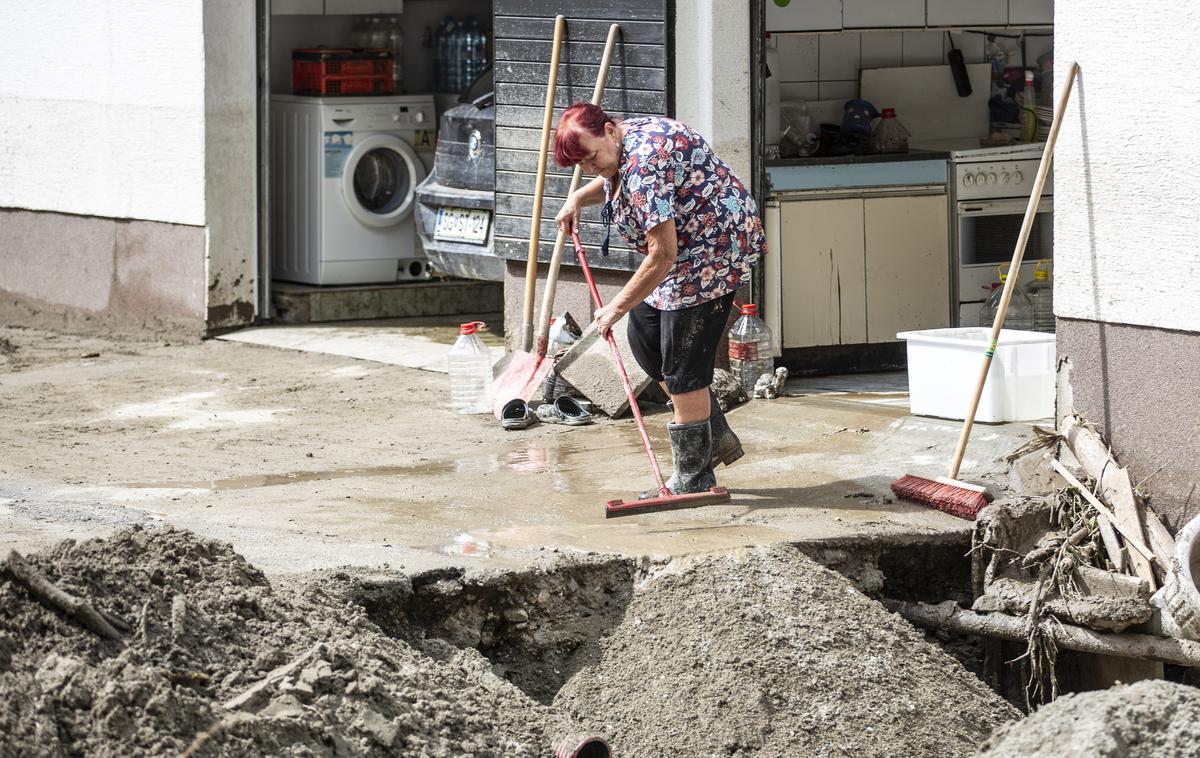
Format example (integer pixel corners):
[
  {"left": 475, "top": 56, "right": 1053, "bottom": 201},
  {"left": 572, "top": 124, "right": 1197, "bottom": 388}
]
[
  {"left": 842, "top": 0, "right": 924, "bottom": 29},
  {"left": 779, "top": 197, "right": 867, "bottom": 348},
  {"left": 1009, "top": 0, "right": 1053, "bottom": 25},
  {"left": 766, "top": 0, "right": 842, "bottom": 32},
  {"left": 927, "top": 0, "right": 1008, "bottom": 27},
  {"left": 863, "top": 195, "right": 950, "bottom": 342},
  {"left": 774, "top": 191, "right": 949, "bottom": 349}
]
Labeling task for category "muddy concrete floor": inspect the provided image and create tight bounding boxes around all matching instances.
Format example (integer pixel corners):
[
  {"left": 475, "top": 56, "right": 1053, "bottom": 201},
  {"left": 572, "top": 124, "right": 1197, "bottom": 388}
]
[{"left": 0, "top": 325, "right": 1040, "bottom": 577}]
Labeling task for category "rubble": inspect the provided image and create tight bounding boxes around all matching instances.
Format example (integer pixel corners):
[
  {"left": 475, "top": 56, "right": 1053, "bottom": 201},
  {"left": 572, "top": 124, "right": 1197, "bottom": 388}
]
[
  {"left": 553, "top": 545, "right": 1019, "bottom": 757},
  {"left": 978, "top": 680, "right": 1200, "bottom": 757}
]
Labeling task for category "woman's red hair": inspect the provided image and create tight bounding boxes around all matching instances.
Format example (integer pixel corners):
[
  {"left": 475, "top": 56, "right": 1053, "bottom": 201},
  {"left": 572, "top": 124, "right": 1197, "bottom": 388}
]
[{"left": 553, "top": 102, "right": 614, "bottom": 167}]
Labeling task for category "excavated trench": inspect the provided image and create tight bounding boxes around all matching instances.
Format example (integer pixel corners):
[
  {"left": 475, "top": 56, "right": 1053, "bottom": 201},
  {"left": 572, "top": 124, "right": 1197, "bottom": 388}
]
[
  {"left": 345, "top": 533, "right": 981, "bottom": 705},
  {"left": 3, "top": 526, "right": 1022, "bottom": 757}
]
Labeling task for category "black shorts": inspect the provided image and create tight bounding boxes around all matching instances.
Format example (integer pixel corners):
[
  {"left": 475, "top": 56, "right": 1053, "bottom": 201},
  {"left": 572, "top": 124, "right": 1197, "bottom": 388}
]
[{"left": 626, "top": 293, "right": 736, "bottom": 395}]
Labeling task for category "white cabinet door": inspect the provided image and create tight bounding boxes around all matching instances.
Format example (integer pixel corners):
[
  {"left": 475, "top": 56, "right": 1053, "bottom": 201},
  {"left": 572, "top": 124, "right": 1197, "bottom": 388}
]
[
  {"left": 842, "top": 0, "right": 924, "bottom": 28},
  {"left": 323, "top": 0, "right": 403, "bottom": 14},
  {"left": 779, "top": 198, "right": 867, "bottom": 348},
  {"left": 863, "top": 195, "right": 950, "bottom": 343},
  {"left": 1009, "top": 0, "right": 1054, "bottom": 25},
  {"left": 927, "top": 0, "right": 1007, "bottom": 26},
  {"left": 766, "top": 0, "right": 842, "bottom": 32},
  {"left": 272, "top": 0, "right": 323, "bottom": 14}
]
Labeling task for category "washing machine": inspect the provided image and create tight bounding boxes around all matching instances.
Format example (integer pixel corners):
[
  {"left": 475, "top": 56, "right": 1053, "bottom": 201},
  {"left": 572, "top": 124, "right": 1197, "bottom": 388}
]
[{"left": 270, "top": 94, "right": 436, "bottom": 285}]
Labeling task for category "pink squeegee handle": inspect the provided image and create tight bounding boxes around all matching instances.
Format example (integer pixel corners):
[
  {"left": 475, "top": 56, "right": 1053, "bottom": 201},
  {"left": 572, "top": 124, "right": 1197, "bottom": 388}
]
[{"left": 570, "top": 228, "right": 669, "bottom": 497}]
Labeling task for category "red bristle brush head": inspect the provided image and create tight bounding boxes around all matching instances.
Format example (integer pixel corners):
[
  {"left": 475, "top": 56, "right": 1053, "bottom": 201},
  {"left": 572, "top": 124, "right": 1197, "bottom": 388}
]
[{"left": 890, "top": 475, "right": 989, "bottom": 520}]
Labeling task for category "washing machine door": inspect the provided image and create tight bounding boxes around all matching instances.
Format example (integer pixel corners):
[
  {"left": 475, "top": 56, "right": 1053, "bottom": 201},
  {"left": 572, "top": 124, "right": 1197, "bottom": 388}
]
[{"left": 341, "top": 134, "right": 426, "bottom": 228}]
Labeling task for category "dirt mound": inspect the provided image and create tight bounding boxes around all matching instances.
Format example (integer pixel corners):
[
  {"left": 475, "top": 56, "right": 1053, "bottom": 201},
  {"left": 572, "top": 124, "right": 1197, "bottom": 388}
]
[
  {"left": 0, "top": 526, "right": 556, "bottom": 757},
  {"left": 553, "top": 544, "right": 1019, "bottom": 757},
  {"left": 978, "top": 680, "right": 1200, "bottom": 757}
]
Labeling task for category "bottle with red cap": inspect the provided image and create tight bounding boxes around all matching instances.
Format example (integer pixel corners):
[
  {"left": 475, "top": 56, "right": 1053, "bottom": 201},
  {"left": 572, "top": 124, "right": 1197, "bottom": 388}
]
[
  {"left": 448, "top": 321, "right": 492, "bottom": 413},
  {"left": 728, "top": 303, "right": 773, "bottom": 396}
]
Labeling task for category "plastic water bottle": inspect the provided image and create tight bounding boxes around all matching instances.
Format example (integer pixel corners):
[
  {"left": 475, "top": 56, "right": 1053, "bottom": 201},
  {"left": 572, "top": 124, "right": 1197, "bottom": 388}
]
[
  {"left": 728, "top": 304, "right": 773, "bottom": 396},
  {"left": 384, "top": 16, "right": 404, "bottom": 94},
  {"left": 987, "top": 273, "right": 1036, "bottom": 331},
  {"left": 448, "top": 321, "right": 491, "bottom": 413},
  {"left": 1026, "top": 260, "right": 1055, "bottom": 332}
]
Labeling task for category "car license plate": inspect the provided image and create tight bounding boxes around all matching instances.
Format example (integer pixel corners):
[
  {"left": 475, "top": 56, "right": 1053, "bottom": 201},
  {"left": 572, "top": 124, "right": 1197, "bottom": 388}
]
[{"left": 434, "top": 207, "right": 490, "bottom": 244}]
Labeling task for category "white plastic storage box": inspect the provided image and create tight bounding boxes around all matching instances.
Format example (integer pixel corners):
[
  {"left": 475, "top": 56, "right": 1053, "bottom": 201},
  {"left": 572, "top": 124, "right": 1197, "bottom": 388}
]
[{"left": 896, "top": 328, "right": 1056, "bottom": 423}]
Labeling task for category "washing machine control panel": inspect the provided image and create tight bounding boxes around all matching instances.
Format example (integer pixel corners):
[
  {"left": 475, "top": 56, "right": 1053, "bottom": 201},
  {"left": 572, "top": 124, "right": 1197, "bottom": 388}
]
[
  {"left": 358, "top": 104, "right": 435, "bottom": 130},
  {"left": 322, "top": 99, "right": 436, "bottom": 131}
]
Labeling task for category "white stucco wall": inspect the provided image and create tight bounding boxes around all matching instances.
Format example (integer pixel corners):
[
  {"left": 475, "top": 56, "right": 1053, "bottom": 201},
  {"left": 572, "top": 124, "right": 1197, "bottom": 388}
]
[
  {"left": 1054, "top": 2, "right": 1200, "bottom": 333},
  {"left": 674, "top": 0, "right": 752, "bottom": 183},
  {"left": 0, "top": 2, "right": 205, "bottom": 226}
]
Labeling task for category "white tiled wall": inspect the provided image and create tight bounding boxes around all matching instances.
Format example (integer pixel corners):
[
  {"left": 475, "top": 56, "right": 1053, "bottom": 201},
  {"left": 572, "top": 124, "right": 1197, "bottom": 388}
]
[{"left": 772, "top": 30, "right": 1053, "bottom": 104}]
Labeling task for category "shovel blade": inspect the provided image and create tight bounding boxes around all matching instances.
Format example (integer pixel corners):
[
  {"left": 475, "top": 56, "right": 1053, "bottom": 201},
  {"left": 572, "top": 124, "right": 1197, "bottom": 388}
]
[{"left": 491, "top": 350, "right": 554, "bottom": 419}]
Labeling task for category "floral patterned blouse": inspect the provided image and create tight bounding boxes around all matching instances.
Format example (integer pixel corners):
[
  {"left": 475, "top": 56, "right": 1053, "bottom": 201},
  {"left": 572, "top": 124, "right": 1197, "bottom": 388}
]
[{"left": 603, "top": 116, "right": 765, "bottom": 311}]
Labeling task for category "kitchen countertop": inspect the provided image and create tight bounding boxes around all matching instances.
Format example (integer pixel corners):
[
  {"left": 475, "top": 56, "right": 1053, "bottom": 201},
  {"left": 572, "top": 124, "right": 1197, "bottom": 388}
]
[{"left": 766, "top": 148, "right": 950, "bottom": 167}]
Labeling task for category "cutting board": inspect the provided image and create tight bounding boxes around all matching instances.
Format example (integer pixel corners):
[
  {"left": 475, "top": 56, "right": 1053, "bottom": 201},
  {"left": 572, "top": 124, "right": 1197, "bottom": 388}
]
[{"left": 860, "top": 63, "right": 991, "bottom": 142}]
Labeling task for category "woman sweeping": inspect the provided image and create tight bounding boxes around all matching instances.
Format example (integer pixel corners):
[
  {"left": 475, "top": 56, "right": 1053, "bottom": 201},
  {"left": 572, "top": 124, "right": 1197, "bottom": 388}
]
[{"left": 553, "top": 103, "right": 765, "bottom": 496}]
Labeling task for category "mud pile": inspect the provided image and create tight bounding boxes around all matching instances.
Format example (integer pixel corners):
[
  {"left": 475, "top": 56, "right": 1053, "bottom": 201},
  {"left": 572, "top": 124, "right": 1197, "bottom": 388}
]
[
  {"left": 553, "top": 545, "right": 1019, "bottom": 757},
  {"left": 0, "top": 527, "right": 556, "bottom": 757},
  {"left": 978, "top": 680, "right": 1200, "bottom": 757}
]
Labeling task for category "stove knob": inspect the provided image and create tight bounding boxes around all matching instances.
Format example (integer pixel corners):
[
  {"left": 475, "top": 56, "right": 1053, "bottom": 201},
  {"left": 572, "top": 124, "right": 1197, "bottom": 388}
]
[
  {"left": 963, "top": 173, "right": 975, "bottom": 186},
  {"left": 1001, "top": 172, "right": 1011, "bottom": 184},
  {"left": 1013, "top": 170, "right": 1024, "bottom": 184},
  {"left": 977, "top": 172, "right": 989, "bottom": 185},
  {"left": 988, "top": 173, "right": 998, "bottom": 184}
]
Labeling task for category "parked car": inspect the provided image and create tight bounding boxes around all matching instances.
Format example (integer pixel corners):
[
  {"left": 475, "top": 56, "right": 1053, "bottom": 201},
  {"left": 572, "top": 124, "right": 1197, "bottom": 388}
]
[{"left": 414, "top": 68, "right": 500, "bottom": 281}]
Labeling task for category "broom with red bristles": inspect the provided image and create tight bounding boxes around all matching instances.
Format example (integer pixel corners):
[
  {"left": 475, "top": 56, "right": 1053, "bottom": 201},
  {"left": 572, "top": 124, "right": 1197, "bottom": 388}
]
[{"left": 892, "top": 62, "right": 1079, "bottom": 520}]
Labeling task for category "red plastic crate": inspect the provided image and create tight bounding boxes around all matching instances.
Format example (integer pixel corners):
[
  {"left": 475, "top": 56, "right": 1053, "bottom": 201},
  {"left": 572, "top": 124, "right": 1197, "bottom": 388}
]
[{"left": 292, "top": 48, "right": 394, "bottom": 96}]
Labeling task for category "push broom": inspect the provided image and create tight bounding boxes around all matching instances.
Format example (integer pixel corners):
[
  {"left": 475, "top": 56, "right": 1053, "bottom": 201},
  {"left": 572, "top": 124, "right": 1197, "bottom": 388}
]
[
  {"left": 892, "top": 61, "right": 1079, "bottom": 519},
  {"left": 569, "top": 229, "right": 731, "bottom": 518}
]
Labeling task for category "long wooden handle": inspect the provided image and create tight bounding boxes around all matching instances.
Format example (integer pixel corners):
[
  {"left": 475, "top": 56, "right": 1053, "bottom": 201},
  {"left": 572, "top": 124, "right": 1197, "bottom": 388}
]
[
  {"left": 948, "top": 62, "right": 1079, "bottom": 479},
  {"left": 533, "top": 23, "right": 621, "bottom": 356},
  {"left": 520, "top": 14, "right": 567, "bottom": 352}
]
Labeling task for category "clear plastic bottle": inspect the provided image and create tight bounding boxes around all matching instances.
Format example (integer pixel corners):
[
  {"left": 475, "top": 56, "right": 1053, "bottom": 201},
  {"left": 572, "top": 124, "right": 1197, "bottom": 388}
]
[
  {"left": 1020, "top": 70, "right": 1038, "bottom": 143},
  {"left": 384, "top": 16, "right": 404, "bottom": 94},
  {"left": 728, "top": 304, "right": 773, "bottom": 396},
  {"left": 985, "top": 273, "right": 1036, "bottom": 331},
  {"left": 1026, "top": 260, "right": 1054, "bottom": 332},
  {"left": 871, "top": 108, "right": 910, "bottom": 154},
  {"left": 448, "top": 321, "right": 492, "bottom": 413}
]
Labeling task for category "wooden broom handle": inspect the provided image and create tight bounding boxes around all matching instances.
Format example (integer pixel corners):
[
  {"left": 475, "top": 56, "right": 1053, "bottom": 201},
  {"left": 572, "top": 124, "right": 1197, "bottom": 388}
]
[
  {"left": 534, "top": 23, "right": 621, "bottom": 355},
  {"left": 520, "top": 15, "right": 566, "bottom": 352},
  {"left": 948, "top": 62, "right": 1079, "bottom": 480}
]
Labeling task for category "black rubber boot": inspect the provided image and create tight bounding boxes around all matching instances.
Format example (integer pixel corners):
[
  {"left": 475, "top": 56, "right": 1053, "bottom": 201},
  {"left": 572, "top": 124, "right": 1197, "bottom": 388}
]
[
  {"left": 708, "top": 389, "right": 744, "bottom": 468},
  {"left": 639, "top": 418, "right": 717, "bottom": 499}
]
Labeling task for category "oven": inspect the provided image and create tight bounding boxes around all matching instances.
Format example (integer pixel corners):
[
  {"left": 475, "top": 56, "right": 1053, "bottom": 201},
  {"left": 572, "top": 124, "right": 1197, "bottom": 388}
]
[{"left": 951, "top": 155, "right": 1053, "bottom": 327}]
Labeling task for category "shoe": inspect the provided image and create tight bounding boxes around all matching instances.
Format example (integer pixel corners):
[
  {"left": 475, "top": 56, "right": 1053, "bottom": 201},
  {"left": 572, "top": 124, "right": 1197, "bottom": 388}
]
[
  {"left": 642, "top": 418, "right": 716, "bottom": 498},
  {"left": 535, "top": 395, "right": 594, "bottom": 426},
  {"left": 708, "top": 389, "right": 745, "bottom": 468},
  {"left": 500, "top": 398, "right": 537, "bottom": 430}
]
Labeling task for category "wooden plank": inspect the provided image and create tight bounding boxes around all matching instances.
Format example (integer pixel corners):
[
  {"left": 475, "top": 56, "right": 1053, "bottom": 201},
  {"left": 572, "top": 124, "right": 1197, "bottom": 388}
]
[
  {"left": 495, "top": 215, "right": 621, "bottom": 244},
  {"left": 495, "top": 39, "right": 666, "bottom": 68},
  {"left": 495, "top": 17, "right": 666, "bottom": 44},
  {"left": 495, "top": 236, "right": 640, "bottom": 272},
  {"left": 496, "top": 148, "right": 578, "bottom": 175},
  {"left": 497, "top": 169, "right": 576, "bottom": 196},
  {"left": 495, "top": 83, "right": 664, "bottom": 112},
  {"left": 863, "top": 195, "right": 951, "bottom": 343},
  {"left": 779, "top": 198, "right": 867, "bottom": 348},
  {"left": 496, "top": 104, "right": 635, "bottom": 130},
  {"left": 495, "top": 0, "right": 666, "bottom": 22},
  {"left": 493, "top": 61, "right": 667, "bottom": 91},
  {"left": 496, "top": 193, "right": 608, "bottom": 223}
]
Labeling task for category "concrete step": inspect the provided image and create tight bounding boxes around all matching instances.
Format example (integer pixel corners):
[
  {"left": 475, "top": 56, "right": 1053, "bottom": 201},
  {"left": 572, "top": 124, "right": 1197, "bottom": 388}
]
[{"left": 271, "top": 278, "right": 503, "bottom": 324}]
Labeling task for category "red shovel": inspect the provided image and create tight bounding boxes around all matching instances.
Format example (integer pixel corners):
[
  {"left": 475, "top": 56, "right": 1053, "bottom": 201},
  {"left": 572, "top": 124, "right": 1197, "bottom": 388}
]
[{"left": 569, "top": 229, "right": 731, "bottom": 518}]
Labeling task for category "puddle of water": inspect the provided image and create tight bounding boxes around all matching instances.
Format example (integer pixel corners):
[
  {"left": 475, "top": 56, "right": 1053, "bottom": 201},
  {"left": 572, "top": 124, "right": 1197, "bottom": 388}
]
[
  {"left": 121, "top": 460, "right": 455, "bottom": 491},
  {"left": 439, "top": 532, "right": 493, "bottom": 557}
]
